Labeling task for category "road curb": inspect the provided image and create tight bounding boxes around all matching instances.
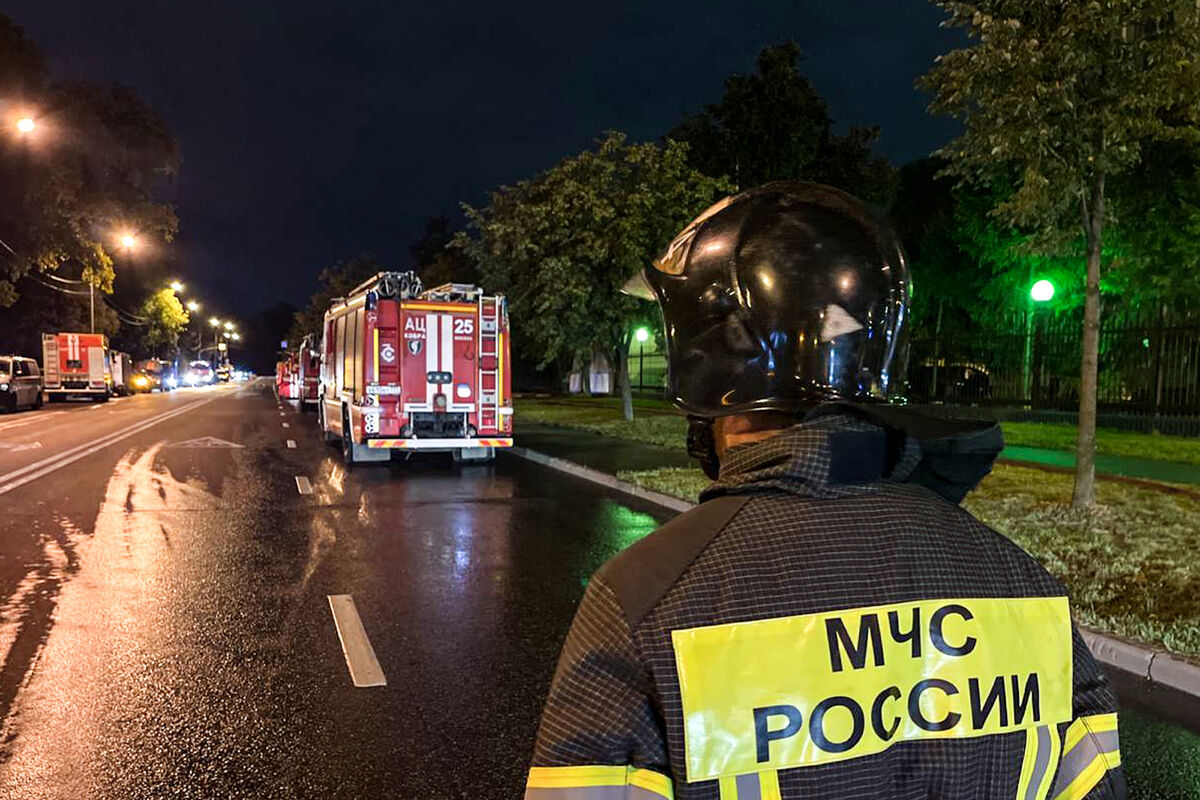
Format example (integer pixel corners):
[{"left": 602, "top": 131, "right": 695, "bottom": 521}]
[{"left": 508, "top": 444, "right": 1200, "bottom": 702}]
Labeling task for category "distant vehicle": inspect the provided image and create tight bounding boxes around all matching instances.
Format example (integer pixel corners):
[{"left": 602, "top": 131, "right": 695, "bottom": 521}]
[
  {"left": 318, "top": 272, "right": 513, "bottom": 465},
  {"left": 42, "top": 333, "right": 110, "bottom": 401},
  {"left": 216, "top": 363, "right": 232, "bottom": 382},
  {"left": 183, "top": 360, "right": 214, "bottom": 386},
  {"left": 0, "top": 355, "right": 43, "bottom": 412},
  {"left": 276, "top": 354, "right": 299, "bottom": 399},
  {"left": 133, "top": 359, "right": 176, "bottom": 392},
  {"left": 297, "top": 335, "right": 321, "bottom": 410}
]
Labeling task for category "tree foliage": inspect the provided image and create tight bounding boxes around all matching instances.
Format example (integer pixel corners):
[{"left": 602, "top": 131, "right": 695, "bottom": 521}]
[
  {"left": 921, "top": 0, "right": 1200, "bottom": 506},
  {"left": 457, "top": 131, "right": 730, "bottom": 419},
  {"left": 669, "top": 42, "right": 896, "bottom": 204},
  {"left": 139, "top": 287, "right": 188, "bottom": 355},
  {"left": 0, "top": 13, "right": 178, "bottom": 307}
]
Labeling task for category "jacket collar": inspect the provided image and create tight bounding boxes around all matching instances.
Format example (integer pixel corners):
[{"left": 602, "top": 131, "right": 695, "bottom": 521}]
[{"left": 701, "top": 403, "right": 1003, "bottom": 505}]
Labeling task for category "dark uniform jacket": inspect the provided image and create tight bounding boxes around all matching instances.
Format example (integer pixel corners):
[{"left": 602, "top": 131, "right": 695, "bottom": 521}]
[{"left": 526, "top": 406, "right": 1125, "bottom": 800}]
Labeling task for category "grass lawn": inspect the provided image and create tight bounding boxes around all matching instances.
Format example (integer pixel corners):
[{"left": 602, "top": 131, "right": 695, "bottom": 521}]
[{"left": 516, "top": 396, "right": 1200, "bottom": 659}]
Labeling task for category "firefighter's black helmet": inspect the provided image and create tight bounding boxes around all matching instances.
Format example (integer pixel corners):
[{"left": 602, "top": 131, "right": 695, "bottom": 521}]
[{"left": 624, "top": 181, "right": 910, "bottom": 419}]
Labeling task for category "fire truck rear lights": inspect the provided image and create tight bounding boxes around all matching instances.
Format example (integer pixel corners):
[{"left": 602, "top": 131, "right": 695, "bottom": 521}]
[
  {"left": 434, "top": 394, "right": 448, "bottom": 409},
  {"left": 426, "top": 371, "right": 452, "bottom": 384}
]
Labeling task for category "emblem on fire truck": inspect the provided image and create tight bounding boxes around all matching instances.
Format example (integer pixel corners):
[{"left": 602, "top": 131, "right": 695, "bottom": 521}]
[
  {"left": 406, "top": 339, "right": 422, "bottom": 356},
  {"left": 380, "top": 342, "right": 397, "bottom": 363}
]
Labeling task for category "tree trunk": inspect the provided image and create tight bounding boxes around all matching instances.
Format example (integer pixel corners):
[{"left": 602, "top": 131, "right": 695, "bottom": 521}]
[
  {"left": 617, "top": 345, "right": 634, "bottom": 422},
  {"left": 1073, "top": 169, "right": 1105, "bottom": 509}
]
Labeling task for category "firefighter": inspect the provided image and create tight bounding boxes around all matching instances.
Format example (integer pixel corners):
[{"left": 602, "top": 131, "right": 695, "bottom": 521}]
[{"left": 525, "top": 183, "right": 1124, "bottom": 800}]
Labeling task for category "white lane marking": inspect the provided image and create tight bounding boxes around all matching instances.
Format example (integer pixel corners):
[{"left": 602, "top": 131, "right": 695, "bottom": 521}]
[
  {"left": 0, "top": 411, "right": 66, "bottom": 432},
  {"left": 279, "top": 411, "right": 285, "bottom": 416},
  {"left": 295, "top": 476, "right": 313, "bottom": 494},
  {"left": 327, "top": 595, "right": 387, "bottom": 688},
  {"left": 0, "top": 397, "right": 215, "bottom": 496},
  {"left": 286, "top": 440, "right": 297, "bottom": 449},
  {"left": 0, "top": 441, "right": 42, "bottom": 452},
  {"left": 282, "top": 422, "right": 290, "bottom": 428}
]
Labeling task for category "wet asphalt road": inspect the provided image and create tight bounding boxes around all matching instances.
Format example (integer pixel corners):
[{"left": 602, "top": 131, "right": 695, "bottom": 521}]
[
  {"left": 0, "top": 380, "right": 671, "bottom": 798},
  {"left": 0, "top": 381, "right": 1195, "bottom": 799}
]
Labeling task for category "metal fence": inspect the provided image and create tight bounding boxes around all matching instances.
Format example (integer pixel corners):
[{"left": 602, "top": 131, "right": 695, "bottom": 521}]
[
  {"left": 909, "top": 305, "right": 1200, "bottom": 417},
  {"left": 629, "top": 306, "right": 1200, "bottom": 420}
]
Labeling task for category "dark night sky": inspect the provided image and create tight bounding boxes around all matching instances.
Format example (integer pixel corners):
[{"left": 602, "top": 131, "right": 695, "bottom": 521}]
[{"left": 4, "top": 1, "right": 962, "bottom": 319}]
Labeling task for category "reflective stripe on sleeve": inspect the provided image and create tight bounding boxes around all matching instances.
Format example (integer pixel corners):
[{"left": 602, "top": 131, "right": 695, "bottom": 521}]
[
  {"left": 717, "top": 770, "right": 782, "bottom": 800},
  {"left": 1016, "top": 724, "right": 1062, "bottom": 800},
  {"left": 1050, "top": 714, "right": 1121, "bottom": 800},
  {"left": 525, "top": 766, "right": 673, "bottom": 800}
]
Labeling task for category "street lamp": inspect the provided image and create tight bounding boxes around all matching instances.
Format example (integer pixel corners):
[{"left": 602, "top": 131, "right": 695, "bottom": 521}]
[
  {"left": 15, "top": 117, "right": 35, "bottom": 134},
  {"left": 209, "top": 317, "right": 221, "bottom": 327},
  {"left": 224, "top": 321, "right": 234, "bottom": 331},
  {"left": 169, "top": 280, "right": 184, "bottom": 292},
  {"left": 120, "top": 233, "right": 137, "bottom": 250},
  {"left": 634, "top": 326, "right": 650, "bottom": 393},
  {"left": 231, "top": 333, "right": 241, "bottom": 341},
  {"left": 186, "top": 300, "right": 200, "bottom": 312},
  {"left": 1030, "top": 279, "right": 1055, "bottom": 303}
]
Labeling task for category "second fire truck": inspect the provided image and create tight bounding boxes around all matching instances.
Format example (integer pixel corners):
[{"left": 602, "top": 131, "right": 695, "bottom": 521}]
[{"left": 318, "top": 271, "right": 513, "bottom": 465}]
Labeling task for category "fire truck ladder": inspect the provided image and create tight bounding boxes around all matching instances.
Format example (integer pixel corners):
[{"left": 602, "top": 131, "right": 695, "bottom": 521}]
[{"left": 478, "top": 296, "right": 502, "bottom": 427}]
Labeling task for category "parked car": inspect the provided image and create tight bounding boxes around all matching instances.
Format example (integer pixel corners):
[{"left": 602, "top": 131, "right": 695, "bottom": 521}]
[{"left": 0, "top": 355, "right": 43, "bottom": 411}]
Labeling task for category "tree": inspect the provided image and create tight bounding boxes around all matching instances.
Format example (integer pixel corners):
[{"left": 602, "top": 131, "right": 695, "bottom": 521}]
[
  {"left": 458, "top": 132, "right": 730, "bottom": 420},
  {"left": 410, "top": 215, "right": 478, "bottom": 287},
  {"left": 921, "top": 1, "right": 1200, "bottom": 507},
  {"left": 139, "top": 287, "right": 188, "bottom": 356},
  {"left": 669, "top": 42, "right": 896, "bottom": 204},
  {"left": 0, "top": 13, "right": 178, "bottom": 307},
  {"left": 289, "top": 254, "right": 382, "bottom": 347}
]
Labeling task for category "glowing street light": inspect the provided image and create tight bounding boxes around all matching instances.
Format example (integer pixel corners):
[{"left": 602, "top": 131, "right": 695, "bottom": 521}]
[
  {"left": 169, "top": 280, "right": 184, "bottom": 292},
  {"left": 1030, "top": 279, "right": 1055, "bottom": 303},
  {"left": 634, "top": 327, "right": 650, "bottom": 343},
  {"left": 186, "top": 300, "right": 200, "bottom": 312},
  {"left": 15, "top": 117, "right": 35, "bottom": 134},
  {"left": 209, "top": 317, "right": 221, "bottom": 327},
  {"left": 224, "top": 321, "right": 233, "bottom": 331},
  {"left": 231, "top": 333, "right": 241, "bottom": 341},
  {"left": 120, "top": 233, "right": 137, "bottom": 250}
]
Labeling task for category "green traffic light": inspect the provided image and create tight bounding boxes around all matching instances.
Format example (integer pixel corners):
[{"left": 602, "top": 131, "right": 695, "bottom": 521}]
[{"left": 1030, "top": 279, "right": 1055, "bottom": 302}]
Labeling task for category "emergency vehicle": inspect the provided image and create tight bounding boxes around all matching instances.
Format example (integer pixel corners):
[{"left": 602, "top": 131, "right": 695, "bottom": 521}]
[
  {"left": 318, "top": 271, "right": 513, "bottom": 465},
  {"left": 296, "top": 335, "right": 321, "bottom": 410},
  {"left": 275, "top": 354, "right": 299, "bottom": 399},
  {"left": 41, "top": 332, "right": 111, "bottom": 401}
]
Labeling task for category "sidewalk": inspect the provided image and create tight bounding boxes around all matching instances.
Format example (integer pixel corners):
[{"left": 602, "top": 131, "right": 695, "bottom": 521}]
[{"left": 1002, "top": 444, "right": 1200, "bottom": 486}]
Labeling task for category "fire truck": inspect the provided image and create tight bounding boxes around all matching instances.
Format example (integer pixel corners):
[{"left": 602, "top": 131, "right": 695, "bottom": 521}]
[
  {"left": 42, "top": 332, "right": 112, "bottom": 401},
  {"left": 275, "top": 354, "right": 299, "bottom": 400},
  {"left": 296, "top": 334, "right": 321, "bottom": 410},
  {"left": 318, "top": 271, "right": 513, "bottom": 465}
]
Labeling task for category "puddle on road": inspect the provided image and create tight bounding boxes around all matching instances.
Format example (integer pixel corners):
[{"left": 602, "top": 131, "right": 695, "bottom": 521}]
[{"left": 0, "top": 442, "right": 220, "bottom": 794}]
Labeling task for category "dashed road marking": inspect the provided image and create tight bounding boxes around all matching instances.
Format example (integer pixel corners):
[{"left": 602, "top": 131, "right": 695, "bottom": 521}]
[
  {"left": 286, "top": 440, "right": 297, "bottom": 449},
  {"left": 327, "top": 594, "right": 387, "bottom": 688},
  {"left": 295, "top": 475, "right": 313, "bottom": 494},
  {"left": 282, "top": 422, "right": 290, "bottom": 428}
]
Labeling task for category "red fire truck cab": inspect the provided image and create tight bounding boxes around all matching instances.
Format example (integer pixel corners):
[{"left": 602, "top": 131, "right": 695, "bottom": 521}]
[
  {"left": 41, "top": 332, "right": 111, "bottom": 401},
  {"left": 318, "top": 272, "right": 513, "bottom": 465}
]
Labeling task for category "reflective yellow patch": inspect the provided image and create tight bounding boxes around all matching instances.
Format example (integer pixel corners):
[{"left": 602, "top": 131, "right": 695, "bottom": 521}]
[{"left": 672, "top": 597, "right": 1073, "bottom": 781}]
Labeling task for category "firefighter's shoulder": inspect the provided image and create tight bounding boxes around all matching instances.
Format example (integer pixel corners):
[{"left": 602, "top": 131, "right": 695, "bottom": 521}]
[{"left": 595, "top": 494, "right": 750, "bottom": 631}]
